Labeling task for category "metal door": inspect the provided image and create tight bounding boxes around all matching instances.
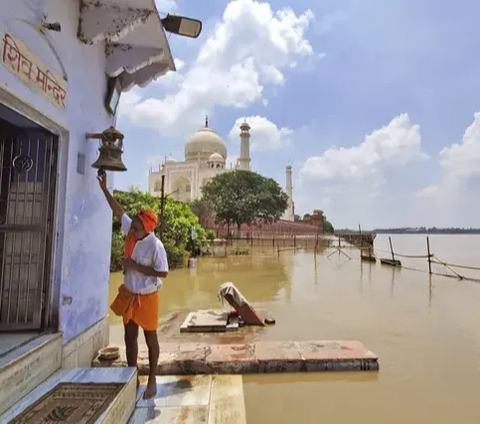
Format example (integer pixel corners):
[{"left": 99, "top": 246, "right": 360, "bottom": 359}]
[{"left": 0, "top": 122, "right": 58, "bottom": 331}]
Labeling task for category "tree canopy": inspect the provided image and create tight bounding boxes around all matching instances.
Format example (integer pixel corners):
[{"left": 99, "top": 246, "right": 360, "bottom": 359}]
[
  {"left": 110, "top": 187, "right": 206, "bottom": 270},
  {"left": 323, "top": 219, "right": 334, "bottom": 234},
  {"left": 189, "top": 197, "right": 215, "bottom": 229},
  {"left": 201, "top": 170, "right": 289, "bottom": 230}
]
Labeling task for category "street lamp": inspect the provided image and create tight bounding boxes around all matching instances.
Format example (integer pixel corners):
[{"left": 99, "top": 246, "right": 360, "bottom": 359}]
[{"left": 161, "top": 14, "right": 202, "bottom": 38}]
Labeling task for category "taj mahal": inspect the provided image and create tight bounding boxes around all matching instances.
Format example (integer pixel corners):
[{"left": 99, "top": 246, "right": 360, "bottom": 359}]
[{"left": 148, "top": 118, "right": 295, "bottom": 221}]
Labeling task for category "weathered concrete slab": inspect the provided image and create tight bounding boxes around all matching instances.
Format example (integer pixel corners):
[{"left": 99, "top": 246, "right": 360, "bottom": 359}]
[
  {"left": 130, "top": 375, "right": 247, "bottom": 424},
  {"left": 93, "top": 340, "right": 379, "bottom": 375},
  {"left": 129, "top": 406, "right": 208, "bottom": 424},
  {"left": 137, "top": 375, "right": 211, "bottom": 408},
  {"left": 180, "top": 310, "right": 229, "bottom": 333},
  {"left": 208, "top": 375, "right": 246, "bottom": 424}
]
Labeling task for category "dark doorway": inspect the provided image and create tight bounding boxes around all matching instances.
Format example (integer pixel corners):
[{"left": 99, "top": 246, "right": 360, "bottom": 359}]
[{"left": 0, "top": 103, "right": 58, "bottom": 331}]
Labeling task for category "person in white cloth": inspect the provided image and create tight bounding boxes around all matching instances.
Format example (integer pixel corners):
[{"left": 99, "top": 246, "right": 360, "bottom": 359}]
[{"left": 98, "top": 169, "right": 168, "bottom": 399}]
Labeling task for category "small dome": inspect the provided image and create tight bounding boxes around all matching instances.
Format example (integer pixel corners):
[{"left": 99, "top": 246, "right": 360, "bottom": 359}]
[
  {"left": 185, "top": 126, "right": 227, "bottom": 162},
  {"left": 165, "top": 156, "right": 177, "bottom": 163},
  {"left": 208, "top": 152, "right": 225, "bottom": 162}
]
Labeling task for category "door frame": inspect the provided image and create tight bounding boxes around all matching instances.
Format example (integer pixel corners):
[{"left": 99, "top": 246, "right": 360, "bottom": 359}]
[{"left": 0, "top": 84, "right": 69, "bottom": 332}]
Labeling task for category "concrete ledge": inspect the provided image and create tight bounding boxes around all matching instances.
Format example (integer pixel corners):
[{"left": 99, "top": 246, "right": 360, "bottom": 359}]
[
  {"left": 0, "top": 333, "right": 63, "bottom": 415},
  {"left": 93, "top": 340, "right": 379, "bottom": 375},
  {"left": 62, "top": 316, "right": 109, "bottom": 368},
  {"left": 0, "top": 367, "right": 137, "bottom": 424}
]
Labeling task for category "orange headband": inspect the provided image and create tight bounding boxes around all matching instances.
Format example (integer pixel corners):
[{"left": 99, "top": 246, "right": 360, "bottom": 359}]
[{"left": 137, "top": 209, "right": 158, "bottom": 233}]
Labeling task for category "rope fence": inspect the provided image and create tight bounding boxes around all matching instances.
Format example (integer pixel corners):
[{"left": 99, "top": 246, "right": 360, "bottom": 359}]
[
  {"left": 271, "top": 233, "right": 480, "bottom": 283},
  {"left": 356, "top": 235, "right": 480, "bottom": 283},
  {"left": 229, "top": 233, "right": 480, "bottom": 282}
]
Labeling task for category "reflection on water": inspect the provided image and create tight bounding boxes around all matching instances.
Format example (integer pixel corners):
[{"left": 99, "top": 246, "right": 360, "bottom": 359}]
[{"left": 109, "top": 235, "right": 480, "bottom": 424}]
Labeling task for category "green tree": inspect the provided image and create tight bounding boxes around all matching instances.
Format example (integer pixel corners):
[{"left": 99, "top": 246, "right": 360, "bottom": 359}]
[
  {"left": 302, "top": 213, "right": 311, "bottom": 221},
  {"left": 110, "top": 188, "right": 206, "bottom": 271},
  {"left": 202, "top": 170, "right": 288, "bottom": 231},
  {"left": 189, "top": 197, "right": 214, "bottom": 228},
  {"left": 294, "top": 214, "right": 302, "bottom": 222},
  {"left": 323, "top": 219, "right": 334, "bottom": 234}
]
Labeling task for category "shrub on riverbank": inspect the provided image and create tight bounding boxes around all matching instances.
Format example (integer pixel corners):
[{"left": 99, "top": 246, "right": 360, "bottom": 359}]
[{"left": 109, "top": 187, "right": 206, "bottom": 272}]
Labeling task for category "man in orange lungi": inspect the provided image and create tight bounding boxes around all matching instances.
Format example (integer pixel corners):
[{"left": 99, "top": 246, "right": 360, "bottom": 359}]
[{"left": 98, "top": 169, "right": 168, "bottom": 400}]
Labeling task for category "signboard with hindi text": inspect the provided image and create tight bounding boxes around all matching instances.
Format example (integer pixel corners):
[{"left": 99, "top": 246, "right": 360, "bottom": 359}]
[{"left": 1, "top": 32, "right": 68, "bottom": 110}]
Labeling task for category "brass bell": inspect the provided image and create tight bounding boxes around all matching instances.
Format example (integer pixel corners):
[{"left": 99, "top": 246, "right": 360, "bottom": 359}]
[{"left": 87, "top": 126, "right": 127, "bottom": 172}]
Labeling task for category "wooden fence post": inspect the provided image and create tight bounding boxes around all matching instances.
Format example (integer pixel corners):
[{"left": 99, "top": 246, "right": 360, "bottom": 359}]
[
  {"left": 388, "top": 236, "right": 395, "bottom": 262},
  {"left": 358, "top": 224, "right": 362, "bottom": 255},
  {"left": 426, "top": 236, "right": 432, "bottom": 275}
]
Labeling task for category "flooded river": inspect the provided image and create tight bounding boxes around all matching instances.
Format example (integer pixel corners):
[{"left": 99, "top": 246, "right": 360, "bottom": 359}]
[{"left": 109, "top": 234, "right": 480, "bottom": 424}]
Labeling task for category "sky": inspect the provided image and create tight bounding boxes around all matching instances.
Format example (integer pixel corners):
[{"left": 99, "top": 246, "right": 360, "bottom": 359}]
[{"left": 115, "top": 0, "right": 480, "bottom": 230}]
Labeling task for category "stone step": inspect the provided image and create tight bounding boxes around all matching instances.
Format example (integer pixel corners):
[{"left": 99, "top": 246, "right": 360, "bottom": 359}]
[
  {"left": 0, "top": 333, "right": 62, "bottom": 415},
  {"left": 93, "top": 340, "right": 379, "bottom": 375},
  {"left": 129, "top": 375, "right": 246, "bottom": 424},
  {"left": 0, "top": 367, "right": 137, "bottom": 423}
]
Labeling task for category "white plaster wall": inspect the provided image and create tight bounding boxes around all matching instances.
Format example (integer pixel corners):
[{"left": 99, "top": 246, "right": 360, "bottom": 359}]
[{"left": 0, "top": 0, "right": 114, "bottom": 343}]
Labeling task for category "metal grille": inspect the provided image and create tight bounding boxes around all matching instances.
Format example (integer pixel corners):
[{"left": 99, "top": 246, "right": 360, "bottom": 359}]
[{"left": 0, "top": 130, "right": 58, "bottom": 331}]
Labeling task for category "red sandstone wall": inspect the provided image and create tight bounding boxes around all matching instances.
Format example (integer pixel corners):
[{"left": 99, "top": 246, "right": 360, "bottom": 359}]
[{"left": 205, "top": 218, "right": 324, "bottom": 237}]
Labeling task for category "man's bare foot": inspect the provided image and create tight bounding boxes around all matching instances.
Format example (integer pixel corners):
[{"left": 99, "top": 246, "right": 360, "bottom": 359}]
[{"left": 143, "top": 377, "right": 157, "bottom": 400}]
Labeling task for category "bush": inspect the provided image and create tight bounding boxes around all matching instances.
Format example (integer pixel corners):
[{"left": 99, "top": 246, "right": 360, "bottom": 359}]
[
  {"left": 230, "top": 245, "right": 249, "bottom": 256},
  {"left": 206, "top": 230, "right": 215, "bottom": 240},
  {"left": 163, "top": 240, "right": 189, "bottom": 270},
  {"left": 110, "top": 231, "right": 125, "bottom": 272},
  {"left": 109, "top": 188, "right": 207, "bottom": 272}
]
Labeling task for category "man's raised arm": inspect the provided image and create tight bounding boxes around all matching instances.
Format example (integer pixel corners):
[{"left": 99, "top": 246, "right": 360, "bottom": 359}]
[{"left": 97, "top": 169, "right": 124, "bottom": 221}]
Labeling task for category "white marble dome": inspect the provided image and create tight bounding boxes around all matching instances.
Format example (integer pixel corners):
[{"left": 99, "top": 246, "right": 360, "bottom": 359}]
[
  {"left": 185, "top": 126, "right": 227, "bottom": 162},
  {"left": 208, "top": 152, "right": 225, "bottom": 162}
]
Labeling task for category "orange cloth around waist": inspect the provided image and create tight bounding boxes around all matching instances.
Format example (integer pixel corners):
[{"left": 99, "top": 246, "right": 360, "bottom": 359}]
[{"left": 110, "top": 284, "right": 159, "bottom": 331}]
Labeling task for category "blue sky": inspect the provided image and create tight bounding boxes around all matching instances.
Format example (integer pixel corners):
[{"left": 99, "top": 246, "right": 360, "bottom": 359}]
[{"left": 116, "top": 0, "right": 480, "bottom": 229}]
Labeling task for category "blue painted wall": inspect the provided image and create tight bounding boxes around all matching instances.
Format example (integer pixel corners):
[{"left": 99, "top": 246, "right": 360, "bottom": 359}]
[{"left": 0, "top": 0, "right": 114, "bottom": 343}]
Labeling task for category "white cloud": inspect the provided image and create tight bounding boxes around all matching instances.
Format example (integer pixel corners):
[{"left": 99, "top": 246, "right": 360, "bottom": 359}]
[
  {"left": 415, "top": 112, "right": 480, "bottom": 200},
  {"left": 120, "top": 0, "right": 315, "bottom": 136},
  {"left": 439, "top": 112, "right": 480, "bottom": 179},
  {"left": 155, "top": 0, "right": 177, "bottom": 13},
  {"left": 415, "top": 185, "right": 439, "bottom": 198},
  {"left": 300, "top": 113, "right": 428, "bottom": 183},
  {"left": 228, "top": 116, "right": 293, "bottom": 151},
  {"left": 153, "top": 58, "right": 186, "bottom": 87}
]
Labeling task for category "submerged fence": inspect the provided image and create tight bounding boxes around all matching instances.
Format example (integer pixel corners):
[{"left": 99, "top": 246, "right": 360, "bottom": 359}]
[
  {"left": 231, "top": 234, "right": 480, "bottom": 283},
  {"left": 211, "top": 233, "right": 480, "bottom": 283},
  {"left": 365, "top": 235, "right": 480, "bottom": 282}
]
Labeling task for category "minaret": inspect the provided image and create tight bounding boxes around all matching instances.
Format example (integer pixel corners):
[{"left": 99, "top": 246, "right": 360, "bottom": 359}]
[
  {"left": 285, "top": 165, "right": 294, "bottom": 221},
  {"left": 238, "top": 120, "right": 251, "bottom": 171}
]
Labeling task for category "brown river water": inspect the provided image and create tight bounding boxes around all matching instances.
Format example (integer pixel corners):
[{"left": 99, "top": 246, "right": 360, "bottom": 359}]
[{"left": 109, "top": 234, "right": 480, "bottom": 424}]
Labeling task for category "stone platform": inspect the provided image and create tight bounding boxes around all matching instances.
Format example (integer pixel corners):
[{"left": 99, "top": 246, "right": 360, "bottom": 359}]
[{"left": 93, "top": 340, "right": 379, "bottom": 375}]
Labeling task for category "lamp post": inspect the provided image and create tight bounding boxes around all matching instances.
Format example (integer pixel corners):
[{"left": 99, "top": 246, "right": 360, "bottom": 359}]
[
  {"left": 158, "top": 177, "right": 180, "bottom": 239},
  {"left": 159, "top": 175, "right": 165, "bottom": 238}
]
